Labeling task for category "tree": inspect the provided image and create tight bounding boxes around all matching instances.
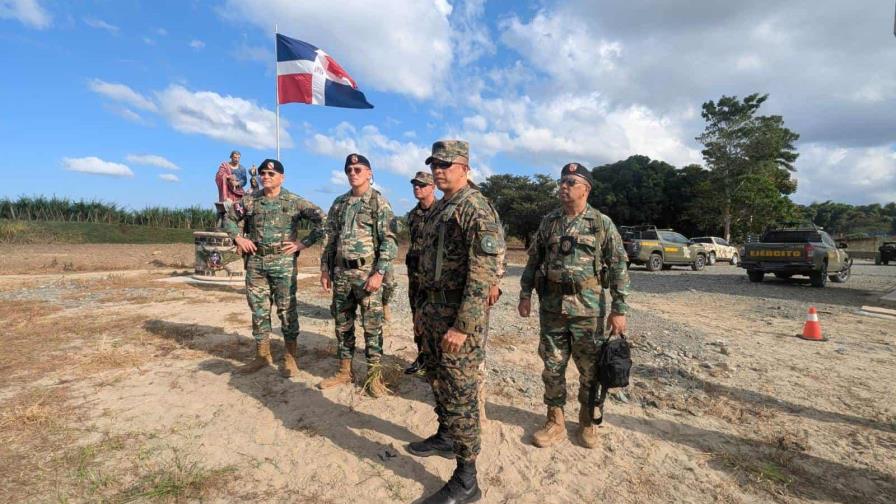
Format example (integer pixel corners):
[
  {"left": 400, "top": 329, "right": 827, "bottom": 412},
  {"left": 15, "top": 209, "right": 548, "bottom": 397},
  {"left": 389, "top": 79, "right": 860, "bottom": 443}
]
[
  {"left": 695, "top": 93, "right": 800, "bottom": 241},
  {"left": 479, "top": 174, "right": 558, "bottom": 247},
  {"left": 589, "top": 155, "right": 710, "bottom": 237}
]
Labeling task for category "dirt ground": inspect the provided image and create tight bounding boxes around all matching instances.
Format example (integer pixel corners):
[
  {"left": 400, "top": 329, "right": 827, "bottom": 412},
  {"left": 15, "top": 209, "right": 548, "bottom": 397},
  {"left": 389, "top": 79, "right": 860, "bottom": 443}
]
[{"left": 0, "top": 246, "right": 894, "bottom": 503}]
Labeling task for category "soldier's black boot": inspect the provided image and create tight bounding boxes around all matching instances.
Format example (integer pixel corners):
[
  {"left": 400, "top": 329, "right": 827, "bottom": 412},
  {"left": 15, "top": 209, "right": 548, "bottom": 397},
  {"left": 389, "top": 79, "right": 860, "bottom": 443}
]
[
  {"left": 421, "top": 459, "right": 481, "bottom": 504},
  {"left": 404, "top": 354, "right": 425, "bottom": 375},
  {"left": 406, "top": 425, "right": 454, "bottom": 459}
]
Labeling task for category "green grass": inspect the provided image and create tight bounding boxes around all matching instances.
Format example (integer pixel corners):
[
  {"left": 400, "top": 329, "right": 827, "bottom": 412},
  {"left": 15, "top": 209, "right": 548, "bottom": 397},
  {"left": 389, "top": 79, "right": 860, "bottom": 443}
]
[{"left": 0, "top": 219, "right": 197, "bottom": 244}]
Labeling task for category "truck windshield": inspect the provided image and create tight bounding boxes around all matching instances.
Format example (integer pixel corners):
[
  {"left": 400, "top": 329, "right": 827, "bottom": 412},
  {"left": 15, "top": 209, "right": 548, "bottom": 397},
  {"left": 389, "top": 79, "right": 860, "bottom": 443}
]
[{"left": 761, "top": 231, "right": 821, "bottom": 243}]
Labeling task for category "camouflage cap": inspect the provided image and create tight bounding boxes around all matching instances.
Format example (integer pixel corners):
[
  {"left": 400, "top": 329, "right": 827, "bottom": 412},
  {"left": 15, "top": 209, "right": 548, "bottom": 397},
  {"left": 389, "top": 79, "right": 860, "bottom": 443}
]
[
  {"left": 561, "top": 162, "right": 593, "bottom": 187},
  {"left": 424, "top": 140, "right": 469, "bottom": 165},
  {"left": 410, "top": 171, "right": 434, "bottom": 186}
]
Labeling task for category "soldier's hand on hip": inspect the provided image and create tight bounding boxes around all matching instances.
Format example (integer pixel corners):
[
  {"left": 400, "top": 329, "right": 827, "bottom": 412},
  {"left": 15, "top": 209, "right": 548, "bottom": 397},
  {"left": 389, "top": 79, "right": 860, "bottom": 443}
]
[
  {"left": 320, "top": 271, "right": 332, "bottom": 293},
  {"left": 607, "top": 313, "right": 626, "bottom": 335},
  {"left": 517, "top": 298, "right": 531, "bottom": 317},
  {"left": 441, "top": 327, "right": 468, "bottom": 353},
  {"left": 364, "top": 271, "right": 383, "bottom": 293},
  {"left": 234, "top": 236, "right": 256, "bottom": 255},
  {"left": 282, "top": 240, "right": 305, "bottom": 255}
]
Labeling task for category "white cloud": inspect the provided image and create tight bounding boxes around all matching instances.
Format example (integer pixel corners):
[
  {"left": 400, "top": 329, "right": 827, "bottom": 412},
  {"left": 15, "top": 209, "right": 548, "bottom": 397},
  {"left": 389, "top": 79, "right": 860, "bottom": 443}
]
[
  {"left": 62, "top": 157, "right": 133, "bottom": 177},
  {"left": 156, "top": 27, "right": 167, "bottom": 36},
  {"left": 143, "top": 36, "right": 155, "bottom": 45},
  {"left": 500, "top": 11, "right": 624, "bottom": 91},
  {"left": 221, "top": 0, "right": 454, "bottom": 99},
  {"left": 0, "top": 0, "right": 51, "bottom": 29},
  {"left": 126, "top": 154, "right": 179, "bottom": 170},
  {"left": 159, "top": 173, "right": 180, "bottom": 182},
  {"left": 88, "top": 79, "right": 157, "bottom": 112},
  {"left": 83, "top": 16, "right": 118, "bottom": 33},
  {"left": 461, "top": 92, "right": 700, "bottom": 169},
  {"left": 105, "top": 105, "right": 149, "bottom": 125},
  {"left": 306, "top": 122, "right": 430, "bottom": 177},
  {"left": 189, "top": 39, "right": 205, "bottom": 50},
  {"left": 794, "top": 144, "right": 896, "bottom": 205},
  {"left": 155, "top": 84, "right": 290, "bottom": 149}
]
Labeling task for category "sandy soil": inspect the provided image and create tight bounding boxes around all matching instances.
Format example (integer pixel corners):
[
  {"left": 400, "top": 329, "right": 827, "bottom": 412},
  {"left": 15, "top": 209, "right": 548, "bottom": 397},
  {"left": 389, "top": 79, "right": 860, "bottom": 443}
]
[{"left": 0, "top": 248, "right": 894, "bottom": 503}]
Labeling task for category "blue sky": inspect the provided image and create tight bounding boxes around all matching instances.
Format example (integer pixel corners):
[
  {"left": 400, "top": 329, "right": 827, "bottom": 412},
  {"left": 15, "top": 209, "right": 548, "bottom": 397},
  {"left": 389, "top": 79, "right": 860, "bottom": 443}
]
[{"left": 2, "top": 0, "right": 895, "bottom": 215}]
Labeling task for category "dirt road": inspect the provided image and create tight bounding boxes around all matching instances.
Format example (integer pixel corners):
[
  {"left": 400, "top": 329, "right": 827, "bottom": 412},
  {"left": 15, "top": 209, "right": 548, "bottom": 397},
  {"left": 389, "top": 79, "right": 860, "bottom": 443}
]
[{"left": 1, "top": 249, "right": 894, "bottom": 503}]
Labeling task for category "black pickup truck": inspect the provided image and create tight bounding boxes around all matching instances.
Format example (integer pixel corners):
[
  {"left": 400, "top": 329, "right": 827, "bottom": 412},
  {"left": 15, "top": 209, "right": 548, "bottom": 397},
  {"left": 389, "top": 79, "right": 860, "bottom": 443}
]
[
  {"left": 739, "top": 224, "right": 851, "bottom": 288},
  {"left": 877, "top": 241, "right": 896, "bottom": 265}
]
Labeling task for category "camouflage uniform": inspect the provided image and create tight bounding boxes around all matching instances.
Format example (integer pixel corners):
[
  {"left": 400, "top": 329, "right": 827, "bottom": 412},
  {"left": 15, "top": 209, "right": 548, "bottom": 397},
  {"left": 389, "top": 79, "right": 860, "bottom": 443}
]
[
  {"left": 416, "top": 172, "right": 504, "bottom": 463},
  {"left": 406, "top": 197, "right": 436, "bottom": 341},
  {"left": 321, "top": 188, "right": 398, "bottom": 364},
  {"left": 222, "top": 189, "right": 326, "bottom": 342},
  {"left": 520, "top": 204, "right": 629, "bottom": 408}
]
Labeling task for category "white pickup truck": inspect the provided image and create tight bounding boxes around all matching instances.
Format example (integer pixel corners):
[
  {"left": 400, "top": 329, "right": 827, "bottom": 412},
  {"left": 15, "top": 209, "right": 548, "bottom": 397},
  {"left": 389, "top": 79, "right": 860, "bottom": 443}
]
[{"left": 690, "top": 236, "right": 739, "bottom": 266}]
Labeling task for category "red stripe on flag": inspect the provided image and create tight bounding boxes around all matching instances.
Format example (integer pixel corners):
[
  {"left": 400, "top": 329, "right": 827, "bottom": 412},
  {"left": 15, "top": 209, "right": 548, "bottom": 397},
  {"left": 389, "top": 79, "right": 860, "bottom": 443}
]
[
  {"left": 324, "top": 56, "right": 357, "bottom": 88},
  {"left": 278, "top": 74, "right": 313, "bottom": 105}
]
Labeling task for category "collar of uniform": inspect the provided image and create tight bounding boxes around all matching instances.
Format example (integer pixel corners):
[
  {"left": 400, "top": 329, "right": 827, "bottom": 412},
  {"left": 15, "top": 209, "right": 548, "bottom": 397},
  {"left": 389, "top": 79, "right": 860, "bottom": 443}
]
[{"left": 442, "top": 184, "right": 474, "bottom": 204}]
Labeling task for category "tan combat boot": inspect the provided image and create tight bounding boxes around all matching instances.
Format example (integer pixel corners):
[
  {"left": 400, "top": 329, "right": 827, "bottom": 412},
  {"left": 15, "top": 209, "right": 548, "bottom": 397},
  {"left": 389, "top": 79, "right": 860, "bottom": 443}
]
[
  {"left": 239, "top": 339, "right": 273, "bottom": 374},
  {"left": 280, "top": 340, "right": 299, "bottom": 378},
  {"left": 578, "top": 407, "right": 600, "bottom": 449},
  {"left": 532, "top": 407, "right": 566, "bottom": 447},
  {"left": 383, "top": 304, "right": 392, "bottom": 322},
  {"left": 318, "top": 359, "right": 353, "bottom": 389},
  {"left": 364, "top": 364, "right": 389, "bottom": 398}
]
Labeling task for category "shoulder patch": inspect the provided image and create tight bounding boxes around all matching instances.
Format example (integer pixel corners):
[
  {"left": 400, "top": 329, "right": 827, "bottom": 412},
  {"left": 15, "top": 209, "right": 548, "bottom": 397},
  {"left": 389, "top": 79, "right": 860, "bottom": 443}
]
[{"left": 480, "top": 234, "right": 499, "bottom": 255}]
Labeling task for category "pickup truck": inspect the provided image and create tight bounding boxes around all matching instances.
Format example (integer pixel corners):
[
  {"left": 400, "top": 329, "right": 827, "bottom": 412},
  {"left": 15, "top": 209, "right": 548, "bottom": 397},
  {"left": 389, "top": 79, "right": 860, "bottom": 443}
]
[
  {"left": 739, "top": 224, "right": 851, "bottom": 287},
  {"left": 620, "top": 225, "right": 708, "bottom": 272},
  {"left": 876, "top": 241, "right": 896, "bottom": 265},
  {"left": 690, "top": 236, "right": 739, "bottom": 266}
]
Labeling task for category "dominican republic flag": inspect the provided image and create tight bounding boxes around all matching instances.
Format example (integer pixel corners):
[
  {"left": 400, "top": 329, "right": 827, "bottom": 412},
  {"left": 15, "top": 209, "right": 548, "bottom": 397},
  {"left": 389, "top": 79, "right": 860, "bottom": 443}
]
[{"left": 276, "top": 34, "right": 373, "bottom": 109}]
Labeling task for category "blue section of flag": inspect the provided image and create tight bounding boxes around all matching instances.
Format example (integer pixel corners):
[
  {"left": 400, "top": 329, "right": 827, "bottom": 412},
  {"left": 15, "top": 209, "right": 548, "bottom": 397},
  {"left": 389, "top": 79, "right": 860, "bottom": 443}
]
[
  {"left": 324, "top": 80, "right": 374, "bottom": 109},
  {"left": 276, "top": 34, "right": 318, "bottom": 62}
]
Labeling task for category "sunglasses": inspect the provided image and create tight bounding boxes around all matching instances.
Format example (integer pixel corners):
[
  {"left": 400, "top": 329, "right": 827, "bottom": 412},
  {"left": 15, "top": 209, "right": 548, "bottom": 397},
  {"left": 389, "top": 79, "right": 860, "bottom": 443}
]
[
  {"left": 558, "top": 177, "right": 584, "bottom": 187},
  {"left": 430, "top": 159, "right": 467, "bottom": 171},
  {"left": 259, "top": 170, "right": 278, "bottom": 178},
  {"left": 345, "top": 166, "right": 367, "bottom": 174}
]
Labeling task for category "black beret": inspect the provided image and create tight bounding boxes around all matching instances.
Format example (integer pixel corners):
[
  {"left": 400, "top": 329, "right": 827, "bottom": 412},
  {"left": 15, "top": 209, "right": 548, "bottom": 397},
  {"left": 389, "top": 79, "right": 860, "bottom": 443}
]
[
  {"left": 561, "top": 162, "right": 593, "bottom": 187},
  {"left": 344, "top": 153, "right": 371, "bottom": 170},
  {"left": 258, "top": 159, "right": 284, "bottom": 174}
]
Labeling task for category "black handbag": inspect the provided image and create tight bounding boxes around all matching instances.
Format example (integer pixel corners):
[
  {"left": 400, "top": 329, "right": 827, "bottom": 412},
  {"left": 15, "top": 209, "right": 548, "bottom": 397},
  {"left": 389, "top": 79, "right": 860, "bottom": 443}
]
[{"left": 589, "top": 333, "right": 632, "bottom": 424}]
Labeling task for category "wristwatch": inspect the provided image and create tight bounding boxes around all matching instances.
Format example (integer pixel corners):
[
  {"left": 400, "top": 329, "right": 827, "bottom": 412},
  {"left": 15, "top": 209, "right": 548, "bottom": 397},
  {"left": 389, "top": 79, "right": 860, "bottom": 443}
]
[{"left": 376, "top": 267, "right": 386, "bottom": 275}]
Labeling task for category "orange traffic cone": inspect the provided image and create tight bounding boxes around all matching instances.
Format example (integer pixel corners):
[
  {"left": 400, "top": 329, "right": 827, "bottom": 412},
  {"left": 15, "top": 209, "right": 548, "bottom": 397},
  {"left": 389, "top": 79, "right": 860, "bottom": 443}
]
[{"left": 799, "top": 306, "right": 826, "bottom": 341}]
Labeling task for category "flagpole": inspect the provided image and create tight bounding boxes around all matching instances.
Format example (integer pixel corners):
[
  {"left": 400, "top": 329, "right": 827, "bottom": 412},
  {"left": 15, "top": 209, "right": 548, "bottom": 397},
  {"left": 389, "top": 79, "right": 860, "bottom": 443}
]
[{"left": 274, "top": 24, "right": 280, "bottom": 160}]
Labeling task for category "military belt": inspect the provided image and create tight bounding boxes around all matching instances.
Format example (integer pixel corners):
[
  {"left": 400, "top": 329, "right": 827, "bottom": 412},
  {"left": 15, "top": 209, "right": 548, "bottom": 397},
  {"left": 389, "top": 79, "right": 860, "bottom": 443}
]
[
  {"left": 337, "top": 255, "right": 374, "bottom": 269},
  {"left": 424, "top": 288, "right": 464, "bottom": 305},
  {"left": 546, "top": 276, "right": 598, "bottom": 295},
  {"left": 253, "top": 242, "right": 288, "bottom": 256}
]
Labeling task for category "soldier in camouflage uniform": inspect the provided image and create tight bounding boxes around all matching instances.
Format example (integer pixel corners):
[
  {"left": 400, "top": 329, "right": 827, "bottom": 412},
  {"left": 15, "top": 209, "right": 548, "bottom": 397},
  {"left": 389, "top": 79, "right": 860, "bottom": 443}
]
[
  {"left": 406, "top": 140, "right": 504, "bottom": 504},
  {"left": 222, "top": 159, "right": 327, "bottom": 378},
  {"left": 319, "top": 153, "right": 398, "bottom": 398},
  {"left": 518, "top": 163, "right": 629, "bottom": 449},
  {"left": 403, "top": 170, "right": 437, "bottom": 375}
]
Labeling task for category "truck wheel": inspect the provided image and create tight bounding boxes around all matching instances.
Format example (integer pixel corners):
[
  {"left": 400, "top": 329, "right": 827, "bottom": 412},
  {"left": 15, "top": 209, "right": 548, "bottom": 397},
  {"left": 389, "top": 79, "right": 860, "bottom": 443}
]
[
  {"left": 829, "top": 267, "right": 850, "bottom": 283},
  {"left": 707, "top": 252, "right": 716, "bottom": 265},
  {"left": 774, "top": 273, "right": 792, "bottom": 279},
  {"left": 810, "top": 262, "right": 828, "bottom": 288},
  {"left": 647, "top": 253, "right": 663, "bottom": 272},
  {"left": 747, "top": 270, "right": 764, "bottom": 283},
  {"left": 691, "top": 254, "right": 706, "bottom": 271},
  {"left": 885, "top": 259, "right": 890, "bottom": 265},
  {"left": 730, "top": 254, "right": 739, "bottom": 267}
]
